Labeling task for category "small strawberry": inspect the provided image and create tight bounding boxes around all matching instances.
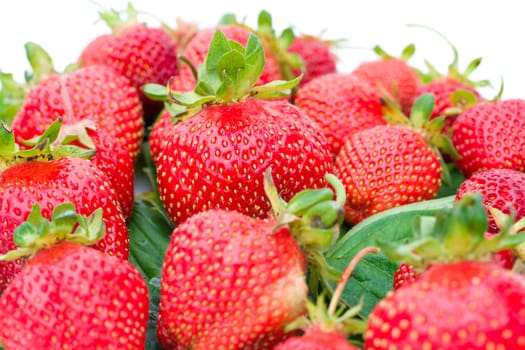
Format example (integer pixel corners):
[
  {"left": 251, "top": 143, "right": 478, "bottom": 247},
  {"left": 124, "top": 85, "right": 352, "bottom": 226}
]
[
  {"left": 293, "top": 73, "right": 386, "bottom": 156},
  {"left": 451, "top": 98, "right": 525, "bottom": 177},
  {"left": 334, "top": 94, "right": 449, "bottom": 224},
  {"left": 351, "top": 44, "right": 421, "bottom": 112},
  {"left": 157, "top": 169, "right": 347, "bottom": 349},
  {"left": 367, "top": 193, "right": 525, "bottom": 349},
  {"left": 0, "top": 120, "right": 129, "bottom": 292},
  {"left": 0, "top": 203, "right": 149, "bottom": 349},
  {"left": 144, "top": 29, "right": 333, "bottom": 226},
  {"left": 392, "top": 263, "right": 418, "bottom": 290},
  {"left": 287, "top": 34, "right": 338, "bottom": 86},
  {"left": 78, "top": 2, "right": 179, "bottom": 122},
  {"left": 274, "top": 246, "right": 379, "bottom": 350}
]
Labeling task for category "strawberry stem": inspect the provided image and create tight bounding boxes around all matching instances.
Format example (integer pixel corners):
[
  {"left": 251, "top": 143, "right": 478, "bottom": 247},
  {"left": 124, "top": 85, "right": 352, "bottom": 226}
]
[{"left": 327, "top": 246, "right": 380, "bottom": 316}]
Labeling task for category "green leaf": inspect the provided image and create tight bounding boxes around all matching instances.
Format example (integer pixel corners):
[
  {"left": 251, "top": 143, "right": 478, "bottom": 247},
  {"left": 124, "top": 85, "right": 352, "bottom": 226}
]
[
  {"left": 323, "top": 195, "right": 455, "bottom": 317},
  {"left": 127, "top": 196, "right": 174, "bottom": 349},
  {"left": 24, "top": 42, "right": 56, "bottom": 82},
  {"left": 142, "top": 84, "right": 169, "bottom": 102}
]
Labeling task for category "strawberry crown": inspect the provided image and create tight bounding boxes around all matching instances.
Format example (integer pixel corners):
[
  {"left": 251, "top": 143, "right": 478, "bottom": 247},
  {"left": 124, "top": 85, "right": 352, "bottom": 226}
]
[
  {"left": 378, "top": 192, "right": 525, "bottom": 270},
  {"left": 143, "top": 28, "right": 301, "bottom": 119},
  {"left": 0, "top": 118, "right": 95, "bottom": 172},
  {"left": 0, "top": 202, "right": 104, "bottom": 261},
  {"left": 407, "top": 23, "right": 492, "bottom": 89}
]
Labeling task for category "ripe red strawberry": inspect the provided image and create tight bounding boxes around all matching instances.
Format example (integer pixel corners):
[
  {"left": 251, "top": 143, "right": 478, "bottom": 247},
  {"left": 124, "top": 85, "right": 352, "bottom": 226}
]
[
  {"left": 157, "top": 208, "right": 309, "bottom": 349},
  {"left": 366, "top": 261, "right": 525, "bottom": 349},
  {"left": 368, "top": 193, "right": 525, "bottom": 349},
  {"left": 294, "top": 73, "right": 386, "bottom": 155},
  {"left": 10, "top": 64, "right": 144, "bottom": 160},
  {"left": 392, "top": 263, "right": 418, "bottom": 290},
  {"left": 170, "top": 24, "right": 282, "bottom": 92},
  {"left": 335, "top": 124, "right": 441, "bottom": 224},
  {"left": 0, "top": 121, "right": 129, "bottom": 293},
  {"left": 351, "top": 45, "right": 421, "bottom": 112},
  {"left": 146, "top": 29, "right": 333, "bottom": 226},
  {"left": 287, "top": 34, "right": 338, "bottom": 86},
  {"left": 78, "top": 3, "right": 179, "bottom": 122},
  {"left": 451, "top": 99, "right": 525, "bottom": 177},
  {"left": 0, "top": 204, "right": 149, "bottom": 349}
]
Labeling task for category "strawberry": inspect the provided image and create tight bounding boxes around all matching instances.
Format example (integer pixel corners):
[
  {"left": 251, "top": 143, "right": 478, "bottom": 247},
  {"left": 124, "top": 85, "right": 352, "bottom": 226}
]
[
  {"left": 293, "top": 73, "right": 386, "bottom": 156},
  {"left": 156, "top": 169, "right": 347, "bottom": 349},
  {"left": 145, "top": 29, "right": 333, "bottom": 226},
  {"left": 10, "top": 63, "right": 144, "bottom": 160},
  {"left": 451, "top": 98, "right": 525, "bottom": 177},
  {"left": 392, "top": 263, "right": 418, "bottom": 290},
  {"left": 366, "top": 261, "right": 525, "bottom": 349},
  {"left": 78, "top": 2, "right": 179, "bottom": 122},
  {"left": 350, "top": 45, "right": 421, "bottom": 112},
  {"left": 274, "top": 247, "right": 379, "bottom": 350},
  {"left": 287, "top": 34, "right": 338, "bottom": 86},
  {"left": 170, "top": 23, "right": 282, "bottom": 92},
  {"left": 0, "top": 203, "right": 149, "bottom": 349},
  {"left": 0, "top": 120, "right": 129, "bottom": 293},
  {"left": 367, "top": 193, "right": 525, "bottom": 349}
]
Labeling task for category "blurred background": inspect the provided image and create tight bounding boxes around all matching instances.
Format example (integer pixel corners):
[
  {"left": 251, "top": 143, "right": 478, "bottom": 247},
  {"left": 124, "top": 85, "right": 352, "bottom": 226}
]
[{"left": 1, "top": 0, "right": 522, "bottom": 100}]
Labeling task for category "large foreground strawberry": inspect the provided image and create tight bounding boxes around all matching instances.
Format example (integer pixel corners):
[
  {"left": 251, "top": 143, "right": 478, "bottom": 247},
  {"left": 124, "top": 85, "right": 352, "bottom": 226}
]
[
  {"left": 368, "top": 194, "right": 525, "bottom": 349},
  {"left": 0, "top": 203, "right": 149, "bottom": 349},
  {"left": 145, "top": 29, "right": 333, "bottom": 225},
  {"left": 0, "top": 120, "right": 129, "bottom": 292},
  {"left": 156, "top": 169, "right": 347, "bottom": 349}
]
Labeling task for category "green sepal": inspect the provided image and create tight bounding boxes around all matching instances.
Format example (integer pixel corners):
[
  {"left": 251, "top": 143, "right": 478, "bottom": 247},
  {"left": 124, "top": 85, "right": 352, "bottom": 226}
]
[
  {"left": 0, "top": 203, "right": 105, "bottom": 261},
  {"left": 142, "top": 83, "right": 169, "bottom": 102},
  {"left": 250, "top": 75, "right": 302, "bottom": 99},
  {"left": 286, "top": 188, "right": 336, "bottom": 216},
  {"left": 24, "top": 42, "right": 56, "bottom": 83},
  {"left": 377, "top": 192, "right": 525, "bottom": 270},
  {"left": 0, "top": 73, "right": 28, "bottom": 125},
  {"left": 98, "top": 2, "right": 139, "bottom": 33}
]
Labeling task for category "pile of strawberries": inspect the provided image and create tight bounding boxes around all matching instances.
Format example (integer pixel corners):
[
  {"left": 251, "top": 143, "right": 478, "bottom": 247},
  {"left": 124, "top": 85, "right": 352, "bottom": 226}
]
[{"left": 1, "top": 3, "right": 525, "bottom": 349}]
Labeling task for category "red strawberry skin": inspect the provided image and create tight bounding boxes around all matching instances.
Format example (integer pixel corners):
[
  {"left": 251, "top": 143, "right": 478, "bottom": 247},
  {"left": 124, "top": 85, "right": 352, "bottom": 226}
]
[
  {"left": 294, "top": 73, "right": 386, "bottom": 155},
  {"left": 0, "top": 241, "right": 149, "bottom": 349},
  {"left": 79, "top": 25, "right": 179, "bottom": 121},
  {"left": 455, "top": 168, "right": 525, "bottom": 234},
  {"left": 351, "top": 58, "right": 420, "bottom": 111},
  {"left": 157, "top": 209, "right": 308, "bottom": 349},
  {"left": 11, "top": 65, "right": 144, "bottom": 159},
  {"left": 365, "top": 261, "right": 525, "bottom": 349},
  {"left": 0, "top": 158, "right": 129, "bottom": 292},
  {"left": 155, "top": 98, "right": 333, "bottom": 225},
  {"left": 392, "top": 263, "right": 419, "bottom": 290},
  {"left": 170, "top": 24, "right": 281, "bottom": 92},
  {"left": 335, "top": 124, "right": 441, "bottom": 224},
  {"left": 274, "top": 327, "right": 360, "bottom": 350},
  {"left": 287, "top": 35, "right": 337, "bottom": 86},
  {"left": 451, "top": 99, "right": 525, "bottom": 177}
]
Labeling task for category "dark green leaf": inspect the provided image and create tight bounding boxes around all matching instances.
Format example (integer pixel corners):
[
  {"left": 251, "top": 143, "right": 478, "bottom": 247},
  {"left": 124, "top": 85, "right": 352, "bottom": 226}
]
[
  {"left": 127, "top": 197, "right": 174, "bottom": 349},
  {"left": 323, "top": 195, "right": 455, "bottom": 317}
]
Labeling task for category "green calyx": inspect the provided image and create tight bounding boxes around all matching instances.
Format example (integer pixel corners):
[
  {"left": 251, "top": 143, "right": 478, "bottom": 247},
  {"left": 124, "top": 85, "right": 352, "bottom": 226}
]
[
  {"left": 0, "top": 42, "right": 57, "bottom": 125},
  {"left": 0, "top": 118, "right": 96, "bottom": 172},
  {"left": 98, "top": 1, "right": 141, "bottom": 33},
  {"left": 263, "top": 167, "right": 346, "bottom": 250},
  {"left": 143, "top": 28, "right": 301, "bottom": 119},
  {"left": 378, "top": 192, "right": 525, "bottom": 270},
  {"left": 0, "top": 202, "right": 105, "bottom": 261},
  {"left": 407, "top": 23, "right": 491, "bottom": 89}
]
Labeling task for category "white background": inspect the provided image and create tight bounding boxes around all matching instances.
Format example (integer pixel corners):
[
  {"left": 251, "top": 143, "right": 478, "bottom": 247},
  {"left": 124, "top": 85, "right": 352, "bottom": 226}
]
[{"left": 1, "top": 0, "right": 523, "bottom": 100}]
